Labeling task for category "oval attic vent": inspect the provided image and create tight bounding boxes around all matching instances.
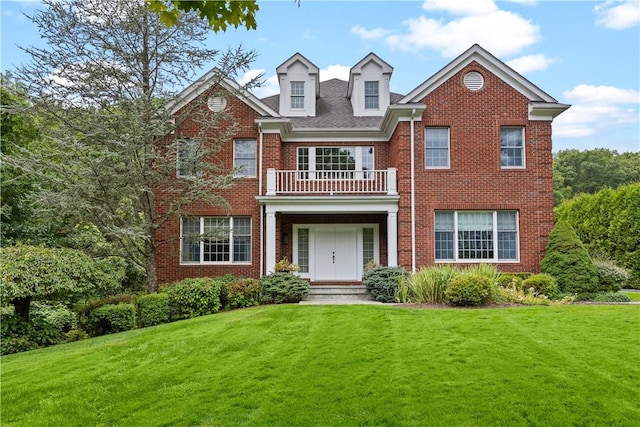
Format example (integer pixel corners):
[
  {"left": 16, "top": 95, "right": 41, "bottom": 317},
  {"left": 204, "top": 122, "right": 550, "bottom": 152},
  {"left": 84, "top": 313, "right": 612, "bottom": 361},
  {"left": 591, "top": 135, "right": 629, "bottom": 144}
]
[
  {"left": 463, "top": 71, "right": 484, "bottom": 91},
  {"left": 207, "top": 96, "right": 227, "bottom": 112}
]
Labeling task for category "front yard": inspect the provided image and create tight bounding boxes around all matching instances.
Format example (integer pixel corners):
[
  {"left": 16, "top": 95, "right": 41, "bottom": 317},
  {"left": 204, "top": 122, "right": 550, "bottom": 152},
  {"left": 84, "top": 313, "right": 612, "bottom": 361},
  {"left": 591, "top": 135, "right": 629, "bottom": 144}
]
[{"left": 1, "top": 304, "right": 638, "bottom": 426}]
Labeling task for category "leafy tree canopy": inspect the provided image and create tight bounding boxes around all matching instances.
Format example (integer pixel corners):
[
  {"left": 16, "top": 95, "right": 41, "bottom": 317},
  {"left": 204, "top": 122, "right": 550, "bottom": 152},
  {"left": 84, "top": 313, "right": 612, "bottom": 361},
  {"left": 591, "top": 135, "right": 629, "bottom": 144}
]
[{"left": 147, "top": 0, "right": 259, "bottom": 31}]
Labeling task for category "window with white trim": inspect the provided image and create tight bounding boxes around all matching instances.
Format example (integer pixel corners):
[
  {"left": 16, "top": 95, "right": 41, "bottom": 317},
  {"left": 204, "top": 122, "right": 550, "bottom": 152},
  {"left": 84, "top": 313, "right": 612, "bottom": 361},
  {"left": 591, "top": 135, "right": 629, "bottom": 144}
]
[
  {"left": 291, "top": 81, "right": 304, "bottom": 109},
  {"left": 234, "top": 139, "right": 256, "bottom": 177},
  {"left": 364, "top": 81, "right": 379, "bottom": 109},
  {"left": 181, "top": 216, "right": 251, "bottom": 264},
  {"left": 297, "top": 146, "right": 374, "bottom": 179},
  {"left": 177, "top": 138, "right": 202, "bottom": 177},
  {"left": 425, "top": 127, "right": 450, "bottom": 168},
  {"left": 500, "top": 127, "right": 525, "bottom": 168},
  {"left": 434, "top": 211, "right": 518, "bottom": 262}
]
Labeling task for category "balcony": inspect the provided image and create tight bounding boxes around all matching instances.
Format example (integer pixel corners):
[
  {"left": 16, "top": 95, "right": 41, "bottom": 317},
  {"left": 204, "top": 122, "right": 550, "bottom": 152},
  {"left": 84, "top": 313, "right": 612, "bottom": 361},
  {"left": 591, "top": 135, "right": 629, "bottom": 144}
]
[{"left": 265, "top": 168, "right": 397, "bottom": 196}]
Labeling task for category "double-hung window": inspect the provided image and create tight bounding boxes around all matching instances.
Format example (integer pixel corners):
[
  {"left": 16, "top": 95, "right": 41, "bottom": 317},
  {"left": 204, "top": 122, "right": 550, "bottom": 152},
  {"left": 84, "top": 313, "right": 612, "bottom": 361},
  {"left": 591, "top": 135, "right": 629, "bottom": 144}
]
[
  {"left": 364, "top": 81, "right": 379, "bottom": 109},
  {"left": 425, "top": 127, "right": 450, "bottom": 168},
  {"left": 233, "top": 139, "right": 256, "bottom": 177},
  {"left": 291, "top": 81, "right": 304, "bottom": 109},
  {"left": 434, "top": 211, "right": 519, "bottom": 262},
  {"left": 177, "top": 138, "right": 202, "bottom": 178},
  {"left": 181, "top": 216, "right": 251, "bottom": 264},
  {"left": 500, "top": 127, "right": 525, "bottom": 168}
]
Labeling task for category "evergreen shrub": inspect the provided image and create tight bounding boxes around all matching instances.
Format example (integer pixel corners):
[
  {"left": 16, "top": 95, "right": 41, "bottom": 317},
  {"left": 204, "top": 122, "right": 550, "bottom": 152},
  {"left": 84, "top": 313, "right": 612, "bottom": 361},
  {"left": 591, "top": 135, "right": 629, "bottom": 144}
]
[
  {"left": 363, "top": 266, "right": 408, "bottom": 303},
  {"left": 594, "top": 260, "right": 629, "bottom": 292},
  {"left": 137, "top": 293, "right": 170, "bottom": 327},
  {"left": 523, "top": 274, "right": 559, "bottom": 298},
  {"left": 259, "top": 273, "right": 309, "bottom": 304},
  {"left": 541, "top": 221, "right": 599, "bottom": 294},
  {"left": 225, "top": 278, "right": 261, "bottom": 309},
  {"left": 87, "top": 303, "right": 136, "bottom": 336},
  {"left": 161, "top": 278, "right": 224, "bottom": 320}
]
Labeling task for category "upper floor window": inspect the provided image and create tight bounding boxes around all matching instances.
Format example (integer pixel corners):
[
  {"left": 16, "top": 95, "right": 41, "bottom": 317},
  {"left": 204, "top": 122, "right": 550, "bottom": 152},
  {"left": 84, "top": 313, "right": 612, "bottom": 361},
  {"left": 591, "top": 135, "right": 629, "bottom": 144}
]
[
  {"left": 364, "top": 81, "right": 379, "bottom": 109},
  {"left": 425, "top": 127, "right": 450, "bottom": 168},
  {"left": 177, "top": 138, "right": 202, "bottom": 178},
  {"left": 181, "top": 216, "right": 251, "bottom": 264},
  {"left": 291, "top": 81, "right": 304, "bottom": 109},
  {"left": 297, "top": 146, "right": 374, "bottom": 179},
  {"left": 500, "top": 127, "right": 525, "bottom": 168},
  {"left": 234, "top": 139, "right": 256, "bottom": 177},
  {"left": 435, "top": 211, "right": 519, "bottom": 262}
]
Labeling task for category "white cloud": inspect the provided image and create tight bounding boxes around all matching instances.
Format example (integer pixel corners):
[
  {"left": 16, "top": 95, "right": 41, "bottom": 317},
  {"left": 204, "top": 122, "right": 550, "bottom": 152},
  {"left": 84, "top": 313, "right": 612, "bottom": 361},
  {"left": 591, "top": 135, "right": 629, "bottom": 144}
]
[
  {"left": 351, "top": 25, "right": 391, "bottom": 40},
  {"left": 595, "top": 0, "right": 640, "bottom": 30},
  {"left": 239, "top": 70, "right": 279, "bottom": 98},
  {"left": 320, "top": 65, "right": 350, "bottom": 82},
  {"left": 385, "top": 11, "right": 539, "bottom": 57},
  {"left": 506, "top": 54, "right": 555, "bottom": 74},
  {"left": 553, "top": 84, "right": 639, "bottom": 138}
]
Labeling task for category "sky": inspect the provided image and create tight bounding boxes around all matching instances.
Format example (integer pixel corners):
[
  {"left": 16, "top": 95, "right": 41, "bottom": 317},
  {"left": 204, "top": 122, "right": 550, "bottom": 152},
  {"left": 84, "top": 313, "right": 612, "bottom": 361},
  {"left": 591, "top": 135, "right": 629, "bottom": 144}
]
[{"left": 2, "top": 0, "right": 639, "bottom": 153}]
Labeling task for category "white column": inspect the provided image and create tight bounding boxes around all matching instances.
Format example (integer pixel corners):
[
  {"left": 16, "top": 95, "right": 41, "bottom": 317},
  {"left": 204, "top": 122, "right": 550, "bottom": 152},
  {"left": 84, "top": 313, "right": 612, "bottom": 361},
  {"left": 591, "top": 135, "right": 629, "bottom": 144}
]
[
  {"left": 266, "top": 169, "right": 277, "bottom": 196},
  {"left": 387, "top": 168, "right": 398, "bottom": 195},
  {"left": 387, "top": 209, "right": 398, "bottom": 266},
  {"left": 265, "top": 209, "right": 276, "bottom": 273}
]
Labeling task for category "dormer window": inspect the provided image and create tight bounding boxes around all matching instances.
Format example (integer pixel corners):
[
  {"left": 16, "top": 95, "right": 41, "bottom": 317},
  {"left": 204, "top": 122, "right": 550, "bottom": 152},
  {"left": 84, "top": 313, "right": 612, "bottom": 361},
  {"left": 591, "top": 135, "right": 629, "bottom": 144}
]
[
  {"left": 364, "top": 81, "right": 379, "bottom": 109},
  {"left": 291, "top": 81, "right": 305, "bottom": 109}
]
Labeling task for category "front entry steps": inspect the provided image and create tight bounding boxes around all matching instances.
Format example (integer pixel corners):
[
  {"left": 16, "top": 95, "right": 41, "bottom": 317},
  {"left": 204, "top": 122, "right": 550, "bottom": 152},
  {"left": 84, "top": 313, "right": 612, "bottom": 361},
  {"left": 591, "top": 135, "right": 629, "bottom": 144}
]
[{"left": 300, "top": 285, "right": 382, "bottom": 305}]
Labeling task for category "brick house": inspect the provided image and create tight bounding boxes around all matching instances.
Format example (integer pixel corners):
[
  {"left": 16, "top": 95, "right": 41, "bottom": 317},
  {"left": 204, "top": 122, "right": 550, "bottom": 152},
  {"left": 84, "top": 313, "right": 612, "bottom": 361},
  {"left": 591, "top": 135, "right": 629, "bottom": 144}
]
[{"left": 155, "top": 44, "right": 569, "bottom": 285}]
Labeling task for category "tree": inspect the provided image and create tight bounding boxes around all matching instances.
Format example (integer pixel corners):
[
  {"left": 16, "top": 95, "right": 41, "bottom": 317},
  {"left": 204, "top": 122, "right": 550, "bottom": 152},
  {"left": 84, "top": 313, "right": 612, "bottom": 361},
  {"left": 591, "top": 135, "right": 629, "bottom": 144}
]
[
  {"left": 147, "top": 0, "right": 259, "bottom": 31},
  {"left": 541, "top": 220, "right": 599, "bottom": 295},
  {"left": 553, "top": 148, "right": 640, "bottom": 205},
  {"left": 0, "top": 245, "right": 125, "bottom": 321},
  {"left": 8, "top": 0, "right": 260, "bottom": 292}
]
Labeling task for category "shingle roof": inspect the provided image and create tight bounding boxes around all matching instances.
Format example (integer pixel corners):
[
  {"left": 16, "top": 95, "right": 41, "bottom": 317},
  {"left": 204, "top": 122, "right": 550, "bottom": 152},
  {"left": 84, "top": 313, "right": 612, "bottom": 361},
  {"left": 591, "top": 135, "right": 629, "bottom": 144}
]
[{"left": 261, "top": 79, "right": 404, "bottom": 129}]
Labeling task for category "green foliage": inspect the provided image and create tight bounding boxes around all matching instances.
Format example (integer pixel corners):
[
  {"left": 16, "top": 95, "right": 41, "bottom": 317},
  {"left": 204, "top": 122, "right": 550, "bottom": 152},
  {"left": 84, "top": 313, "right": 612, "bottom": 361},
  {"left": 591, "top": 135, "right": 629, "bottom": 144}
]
[
  {"left": 259, "top": 273, "right": 309, "bottom": 304},
  {"left": 274, "top": 257, "right": 301, "bottom": 273},
  {"left": 87, "top": 304, "right": 137, "bottom": 336},
  {"left": 458, "top": 264, "right": 502, "bottom": 285},
  {"left": 556, "top": 183, "right": 640, "bottom": 288},
  {"left": 595, "top": 260, "right": 629, "bottom": 292},
  {"left": 444, "top": 275, "right": 491, "bottom": 307},
  {"left": 553, "top": 148, "right": 640, "bottom": 205},
  {"left": 161, "top": 278, "right": 224, "bottom": 320},
  {"left": 397, "top": 265, "right": 458, "bottom": 304},
  {"left": 0, "top": 313, "right": 66, "bottom": 355},
  {"left": 492, "top": 286, "right": 552, "bottom": 306},
  {"left": 363, "top": 266, "right": 408, "bottom": 303},
  {"left": 497, "top": 273, "right": 525, "bottom": 290},
  {"left": 0, "top": 245, "right": 125, "bottom": 321},
  {"left": 224, "top": 278, "right": 261, "bottom": 309},
  {"left": 65, "top": 327, "right": 90, "bottom": 343},
  {"left": 541, "top": 221, "right": 599, "bottom": 294},
  {"left": 522, "top": 274, "right": 559, "bottom": 298},
  {"left": 31, "top": 302, "right": 77, "bottom": 333},
  {"left": 592, "top": 293, "right": 631, "bottom": 303},
  {"left": 147, "top": 0, "right": 259, "bottom": 31},
  {"left": 137, "top": 293, "right": 170, "bottom": 327}
]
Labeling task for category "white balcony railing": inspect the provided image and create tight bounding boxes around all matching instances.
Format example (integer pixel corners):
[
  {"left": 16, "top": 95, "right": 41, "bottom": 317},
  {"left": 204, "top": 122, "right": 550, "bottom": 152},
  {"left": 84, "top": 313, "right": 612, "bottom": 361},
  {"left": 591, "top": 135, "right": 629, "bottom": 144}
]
[{"left": 266, "top": 168, "right": 397, "bottom": 196}]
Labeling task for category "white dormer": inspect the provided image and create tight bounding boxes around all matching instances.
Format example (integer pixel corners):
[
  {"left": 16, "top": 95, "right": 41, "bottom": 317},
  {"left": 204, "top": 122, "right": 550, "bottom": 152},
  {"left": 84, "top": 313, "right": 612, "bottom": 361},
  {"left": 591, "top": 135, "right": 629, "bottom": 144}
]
[
  {"left": 276, "top": 53, "right": 319, "bottom": 117},
  {"left": 348, "top": 53, "right": 393, "bottom": 117}
]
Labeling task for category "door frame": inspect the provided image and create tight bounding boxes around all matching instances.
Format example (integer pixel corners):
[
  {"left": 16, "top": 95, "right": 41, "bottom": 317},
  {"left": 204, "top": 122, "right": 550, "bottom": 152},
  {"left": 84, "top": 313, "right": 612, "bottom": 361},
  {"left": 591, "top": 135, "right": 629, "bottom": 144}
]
[{"left": 292, "top": 224, "right": 380, "bottom": 281}]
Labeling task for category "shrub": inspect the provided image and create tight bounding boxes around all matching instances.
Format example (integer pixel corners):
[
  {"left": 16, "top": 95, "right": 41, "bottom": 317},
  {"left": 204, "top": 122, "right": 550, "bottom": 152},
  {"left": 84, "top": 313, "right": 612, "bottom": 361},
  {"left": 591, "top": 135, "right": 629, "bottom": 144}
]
[
  {"left": 0, "top": 313, "right": 65, "bottom": 355},
  {"left": 492, "top": 286, "right": 552, "bottom": 306},
  {"left": 31, "top": 302, "right": 77, "bottom": 333},
  {"left": 65, "top": 327, "right": 89, "bottom": 342},
  {"left": 225, "top": 278, "right": 261, "bottom": 309},
  {"left": 161, "top": 278, "right": 224, "bottom": 320},
  {"left": 523, "top": 274, "right": 559, "bottom": 298},
  {"left": 86, "top": 303, "right": 136, "bottom": 336},
  {"left": 592, "top": 292, "right": 631, "bottom": 303},
  {"left": 363, "top": 266, "right": 408, "bottom": 303},
  {"left": 541, "top": 221, "right": 599, "bottom": 294},
  {"left": 498, "top": 274, "right": 525, "bottom": 290},
  {"left": 399, "top": 266, "right": 458, "bottom": 304},
  {"left": 274, "top": 257, "right": 300, "bottom": 273},
  {"left": 259, "top": 273, "right": 309, "bottom": 304},
  {"left": 137, "top": 293, "right": 170, "bottom": 327},
  {"left": 459, "top": 264, "right": 502, "bottom": 285},
  {"left": 444, "top": 275, "right": 491, "bottom": 307},
  {"left": 594, "top": 260, "right": 629, "bottom": 292}
]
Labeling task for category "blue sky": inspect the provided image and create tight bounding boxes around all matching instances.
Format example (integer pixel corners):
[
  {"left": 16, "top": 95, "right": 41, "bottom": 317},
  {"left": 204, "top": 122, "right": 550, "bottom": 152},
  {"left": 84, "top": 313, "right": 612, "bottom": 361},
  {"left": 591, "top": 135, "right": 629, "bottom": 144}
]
[{"left": 2, "top": 0, "right": 639, "bottom": 152}]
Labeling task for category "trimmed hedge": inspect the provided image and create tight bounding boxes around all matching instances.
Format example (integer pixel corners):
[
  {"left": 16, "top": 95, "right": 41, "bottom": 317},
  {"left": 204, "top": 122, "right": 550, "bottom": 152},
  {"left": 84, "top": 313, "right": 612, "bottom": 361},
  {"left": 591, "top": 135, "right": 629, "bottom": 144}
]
[
  {"left": 86, "top": 303, "right": 136, "bottom": 336},
  {"left": 161, "top": 278, "right": 224, "bottom": 320},
  {"left": 137, "top": 293, "right": 170, "bottom": 327},
  {"left": 444, "top": 275, "right": 491, "bottom": 307},
  {"left": 523, "top": 274, "right": 559, "bottom": 298},
  {"left": 225, "top": 278, "right": 261, "bottom": 309}
]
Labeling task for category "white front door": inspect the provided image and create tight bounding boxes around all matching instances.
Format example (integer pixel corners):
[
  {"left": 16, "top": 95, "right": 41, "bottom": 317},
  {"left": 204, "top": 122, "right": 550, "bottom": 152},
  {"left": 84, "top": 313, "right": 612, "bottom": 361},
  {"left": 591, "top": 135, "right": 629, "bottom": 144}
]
[{"left": 314, "top": 227, "right": 358, "bottom": 281}]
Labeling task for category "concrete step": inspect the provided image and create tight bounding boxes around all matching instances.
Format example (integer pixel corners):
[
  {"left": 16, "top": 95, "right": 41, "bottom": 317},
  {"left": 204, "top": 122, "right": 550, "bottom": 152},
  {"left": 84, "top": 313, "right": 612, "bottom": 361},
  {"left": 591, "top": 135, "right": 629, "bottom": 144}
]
[{"left": 303, "top": 285, "right": 373, "bottom": 302}]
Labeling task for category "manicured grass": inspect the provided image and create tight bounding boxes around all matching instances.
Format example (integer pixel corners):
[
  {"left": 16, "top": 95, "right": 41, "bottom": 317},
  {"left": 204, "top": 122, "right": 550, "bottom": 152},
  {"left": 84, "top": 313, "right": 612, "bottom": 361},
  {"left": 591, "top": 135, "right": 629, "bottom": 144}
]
[
  {"left": 2, "top": 305, "right": 639, "bottom": 426},
  {"left": 622, "top": 291, "right": 640, "bottom": 301}
]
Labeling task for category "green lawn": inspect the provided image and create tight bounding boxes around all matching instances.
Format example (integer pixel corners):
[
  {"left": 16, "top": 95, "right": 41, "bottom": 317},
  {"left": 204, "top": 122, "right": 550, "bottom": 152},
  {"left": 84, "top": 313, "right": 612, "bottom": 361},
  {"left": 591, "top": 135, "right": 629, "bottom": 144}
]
[
  {"left": 623, "top": 291, "right": 640, "bottom": 302},
  {"left": 2, "top": 305, "right": 639, "bottom": 426}
]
